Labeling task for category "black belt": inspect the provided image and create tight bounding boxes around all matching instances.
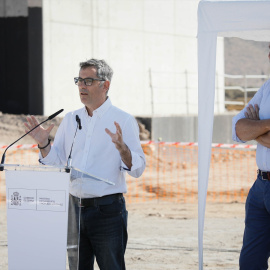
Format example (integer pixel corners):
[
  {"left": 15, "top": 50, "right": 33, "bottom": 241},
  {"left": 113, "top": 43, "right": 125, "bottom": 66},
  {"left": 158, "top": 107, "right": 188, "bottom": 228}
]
[
  {"left": 258, "top": 169, "right": 270, "bottom": 180},
  {"left": 76, "top": 193, "right": 123, "bottom": 207}
]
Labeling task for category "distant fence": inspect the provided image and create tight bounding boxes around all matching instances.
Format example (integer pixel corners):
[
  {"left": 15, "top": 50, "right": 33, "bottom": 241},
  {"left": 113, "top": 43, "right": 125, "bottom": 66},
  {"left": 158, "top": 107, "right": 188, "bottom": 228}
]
[
  {"left": 0, "top": 142, "right": 257, "bottom": 204},
  {"left": 224, "top": 73, "right": 270, "bottom": 107},
  {"left": 149, "top": 70, "right": 270, "bottom": 114}
]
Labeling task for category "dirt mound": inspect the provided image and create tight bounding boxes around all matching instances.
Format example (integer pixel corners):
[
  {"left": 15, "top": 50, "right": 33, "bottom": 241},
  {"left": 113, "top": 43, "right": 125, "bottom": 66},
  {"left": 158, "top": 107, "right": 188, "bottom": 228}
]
[
  {"left": 0, "top": 112, "right": 62, "bottom": 145},
  {"left": 0, "top": 112, "right": 150, "bottom": 145}
]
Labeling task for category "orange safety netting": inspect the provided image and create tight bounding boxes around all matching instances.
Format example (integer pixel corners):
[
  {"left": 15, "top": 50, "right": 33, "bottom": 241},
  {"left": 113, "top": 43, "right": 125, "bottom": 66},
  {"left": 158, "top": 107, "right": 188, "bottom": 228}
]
[{"left": 0, "top": 142, "right": 257, "bottom": 203}]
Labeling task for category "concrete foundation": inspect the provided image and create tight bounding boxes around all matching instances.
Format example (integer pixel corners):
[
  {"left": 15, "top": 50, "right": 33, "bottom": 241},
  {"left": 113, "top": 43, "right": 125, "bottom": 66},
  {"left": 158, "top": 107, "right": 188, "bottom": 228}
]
[{"left": 146, "top": 113, "right": 253, "bottom": 145}]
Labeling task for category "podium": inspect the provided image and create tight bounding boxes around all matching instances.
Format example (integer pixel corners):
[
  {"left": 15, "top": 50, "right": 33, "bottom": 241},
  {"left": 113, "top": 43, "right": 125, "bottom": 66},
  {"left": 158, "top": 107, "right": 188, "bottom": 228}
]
[{"left": 3, "top": 164, "right": 114, "bottom": 270}]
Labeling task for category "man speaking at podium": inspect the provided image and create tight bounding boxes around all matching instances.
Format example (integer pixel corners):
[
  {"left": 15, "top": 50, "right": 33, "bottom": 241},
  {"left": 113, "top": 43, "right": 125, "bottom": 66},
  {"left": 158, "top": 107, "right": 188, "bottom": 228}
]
[{"left": 24, "top": 59, "right": 146, "bottom": 270}]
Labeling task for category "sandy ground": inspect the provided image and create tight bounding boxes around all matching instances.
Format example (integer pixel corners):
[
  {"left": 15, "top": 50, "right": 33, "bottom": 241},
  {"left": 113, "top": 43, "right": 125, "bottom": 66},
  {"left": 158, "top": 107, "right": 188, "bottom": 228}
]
[{"left": 0, "top": 201, "right": 245, "bottom": 270}]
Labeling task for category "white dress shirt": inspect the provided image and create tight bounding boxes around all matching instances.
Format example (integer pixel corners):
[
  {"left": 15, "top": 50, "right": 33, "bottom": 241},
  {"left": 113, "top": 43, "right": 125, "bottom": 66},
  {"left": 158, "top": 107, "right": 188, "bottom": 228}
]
[
  {"left": 232, "top": 79, "right": 270, "bottom": 171},
  {"left": 39, "top": 98, "right": 146, "bottom": 198}
]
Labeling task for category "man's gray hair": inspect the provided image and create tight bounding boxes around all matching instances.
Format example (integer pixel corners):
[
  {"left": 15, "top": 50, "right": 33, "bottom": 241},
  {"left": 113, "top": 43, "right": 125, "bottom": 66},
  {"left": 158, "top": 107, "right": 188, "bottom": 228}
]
[{"left": 79, "top": 59, "right": 113, "bottom": 82}]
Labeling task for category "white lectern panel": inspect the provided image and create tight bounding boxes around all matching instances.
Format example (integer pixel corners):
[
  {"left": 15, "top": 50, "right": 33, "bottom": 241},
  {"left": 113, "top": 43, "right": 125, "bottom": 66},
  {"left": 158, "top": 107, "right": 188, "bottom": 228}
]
[{"left": 6, "top": 170, "right": 70, "bottom": 270}]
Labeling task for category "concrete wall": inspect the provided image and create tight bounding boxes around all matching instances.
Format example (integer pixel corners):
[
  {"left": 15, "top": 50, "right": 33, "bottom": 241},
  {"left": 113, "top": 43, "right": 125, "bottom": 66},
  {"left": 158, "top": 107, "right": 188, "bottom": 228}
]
[
  {"left": 0, "top": 0, "right": 28, "bottom": 17},
  {"left": 151, "top": 113, "right": 253, "bottom": 145},
  {"left": 152, "top": 116, "right": 197, "bottom": 142},
  {"left": 42, "top": 0, "right": 225, "bottom": 117}
]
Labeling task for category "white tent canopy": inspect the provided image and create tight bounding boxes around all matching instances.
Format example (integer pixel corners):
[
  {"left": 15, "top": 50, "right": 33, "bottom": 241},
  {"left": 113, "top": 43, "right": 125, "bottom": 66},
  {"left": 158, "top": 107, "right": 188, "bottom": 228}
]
[{"left": 197, "top": 0, "right": 270, "bottom": 269}]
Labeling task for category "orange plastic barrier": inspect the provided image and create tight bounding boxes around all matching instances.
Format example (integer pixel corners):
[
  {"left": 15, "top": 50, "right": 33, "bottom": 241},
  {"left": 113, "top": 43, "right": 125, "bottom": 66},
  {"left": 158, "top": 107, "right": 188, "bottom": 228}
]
[{"left": 0, "top": 142, "right": 257, "bottom": 203}]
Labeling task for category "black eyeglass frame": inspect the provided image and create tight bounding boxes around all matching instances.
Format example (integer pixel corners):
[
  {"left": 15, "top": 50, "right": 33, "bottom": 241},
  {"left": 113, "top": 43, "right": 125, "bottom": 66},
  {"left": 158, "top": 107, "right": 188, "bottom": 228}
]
[{"left": 74, "top": 77, "right": 105, "bottom": 86}]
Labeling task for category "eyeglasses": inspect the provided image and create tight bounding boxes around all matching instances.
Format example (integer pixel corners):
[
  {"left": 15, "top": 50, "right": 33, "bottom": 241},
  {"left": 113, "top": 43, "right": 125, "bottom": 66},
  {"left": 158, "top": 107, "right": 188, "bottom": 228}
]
[{"left": 74, "top": 77, "right": 105, "bottom": 86}]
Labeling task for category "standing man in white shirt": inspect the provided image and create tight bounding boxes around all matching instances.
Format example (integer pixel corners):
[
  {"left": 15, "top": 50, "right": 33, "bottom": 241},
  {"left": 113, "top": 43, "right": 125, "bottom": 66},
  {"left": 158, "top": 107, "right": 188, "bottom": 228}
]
[
  {"left": 232, "top": 44, "right": 270, "bottom": 270},
  {"left": 24, "top": 59, "right": 146, "bottom": 270}
]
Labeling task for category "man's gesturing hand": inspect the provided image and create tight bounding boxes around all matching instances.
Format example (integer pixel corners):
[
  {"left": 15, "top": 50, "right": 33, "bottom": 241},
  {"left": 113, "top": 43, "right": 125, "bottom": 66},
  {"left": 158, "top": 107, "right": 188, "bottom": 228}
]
[
  {"left": 105, "top": 121, "right": 125, "bottom": 151},
  {"left": 105, "top": 121, "right": 132, "bottom": 169},
  {"left": 24, "top": 115, "right": 54, "bottom": 146}
]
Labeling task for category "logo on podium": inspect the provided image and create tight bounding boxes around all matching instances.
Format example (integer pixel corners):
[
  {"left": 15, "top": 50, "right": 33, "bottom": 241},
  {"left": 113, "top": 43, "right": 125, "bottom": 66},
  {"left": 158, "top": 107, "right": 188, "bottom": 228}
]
[{"left": 11, "top": 192, "right": 21, "bottom": 206}]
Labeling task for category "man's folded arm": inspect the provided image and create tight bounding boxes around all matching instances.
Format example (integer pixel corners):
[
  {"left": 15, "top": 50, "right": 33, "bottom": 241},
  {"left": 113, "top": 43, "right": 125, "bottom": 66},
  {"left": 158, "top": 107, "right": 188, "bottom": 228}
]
[{"left": 235, "top": 118, "right": 270, "bottom": 142}]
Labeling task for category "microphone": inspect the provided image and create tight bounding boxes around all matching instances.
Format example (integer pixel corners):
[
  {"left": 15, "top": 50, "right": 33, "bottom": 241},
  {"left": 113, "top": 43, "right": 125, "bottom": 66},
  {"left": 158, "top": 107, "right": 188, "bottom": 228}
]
[
  {"left": 65, "top": 115, "right": 82, "bottom": 173},
  {"left": 48, "top": 109, "right": 64, "bottom": 120},
  {"left": 0, "top": 109, "right": 64, "bottom": 171},
  {"left": 76, "top": 115, "right": 82, "bottom": 130}
]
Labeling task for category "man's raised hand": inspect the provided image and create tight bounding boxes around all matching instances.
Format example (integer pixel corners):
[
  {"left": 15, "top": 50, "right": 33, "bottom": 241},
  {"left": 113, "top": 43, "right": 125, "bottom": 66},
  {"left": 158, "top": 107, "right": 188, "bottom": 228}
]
[
  {"left": 24, "top": 115, "right": 54, "bottom": 146},
  {"left": 105, "top": 121, "right": 132, "bottom": 169},
  {"left": 105, "top": 121, "right": 125, "bottom": 151}
]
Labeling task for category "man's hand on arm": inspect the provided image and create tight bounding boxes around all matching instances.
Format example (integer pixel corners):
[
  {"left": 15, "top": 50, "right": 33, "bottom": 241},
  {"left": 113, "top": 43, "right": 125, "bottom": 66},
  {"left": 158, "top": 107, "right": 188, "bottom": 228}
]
[
  {"left": 245, "top": 103, "right": 260, "bottom": 120},
  {"left": 236, "top": 104, "right": 270, "bottom": 141},
  {"left": 24, "top": 115, "right": 54, "bottom": 158},
  {"left": 255, "top": 131, "right": 270, "bottom": 148},
  {"left": 105, "top": 121, "right": 132, "bottom": 170}
]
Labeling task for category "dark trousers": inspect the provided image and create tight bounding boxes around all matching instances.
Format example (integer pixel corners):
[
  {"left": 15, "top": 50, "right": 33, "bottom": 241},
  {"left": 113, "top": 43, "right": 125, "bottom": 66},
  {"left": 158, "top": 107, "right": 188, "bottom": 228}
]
[
  {"left": 240, "top": 175, "right": 270, "bottom": 269},
  {"left": 68, "top": 194, "right": 128, "bottom": 270}
]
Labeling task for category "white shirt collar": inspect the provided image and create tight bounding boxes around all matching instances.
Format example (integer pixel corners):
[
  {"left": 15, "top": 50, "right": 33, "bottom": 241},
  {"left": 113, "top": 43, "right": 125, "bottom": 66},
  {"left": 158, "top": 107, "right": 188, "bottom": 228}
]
[{"left": 83, "top": 97, "right": 112, "bottom": 119}]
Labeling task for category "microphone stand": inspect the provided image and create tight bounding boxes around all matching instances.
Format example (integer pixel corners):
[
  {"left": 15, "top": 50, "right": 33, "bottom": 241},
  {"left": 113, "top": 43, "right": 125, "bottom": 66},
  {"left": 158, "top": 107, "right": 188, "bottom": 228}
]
[
  {"left": 0, "top": 109, "right": 64, "bottom": 171},
  {"left": 65, "top": 115, "right": 82, "bottom": 173}
]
